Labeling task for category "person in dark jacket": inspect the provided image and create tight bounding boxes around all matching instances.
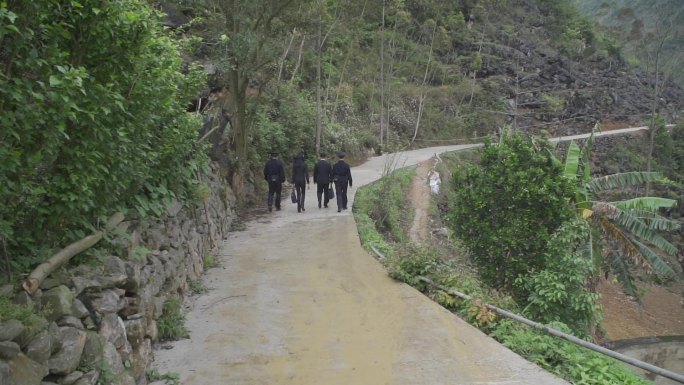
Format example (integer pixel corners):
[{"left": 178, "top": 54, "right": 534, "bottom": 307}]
[
  {"left": 263, "top": 151, "right": 285, "bottom": 212},
  {"left": 291, "top": 153, "right": 310, "bottom": 213},
  {"left": 331, "top": 151, "right": 352, "bottom": 212},
  {"left": 313, "top": 153, "right": 332, "bottom": 208}
]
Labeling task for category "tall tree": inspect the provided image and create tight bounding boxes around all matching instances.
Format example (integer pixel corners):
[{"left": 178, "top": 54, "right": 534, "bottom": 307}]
[{"left": 206, "top": 0, "right": 310, "bottom": 169}]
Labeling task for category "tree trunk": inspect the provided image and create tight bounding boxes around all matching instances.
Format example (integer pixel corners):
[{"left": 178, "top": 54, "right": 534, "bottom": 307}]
[
  {"left": 379, "top": 0, "right": 385, "bottom": 147},
  {"left": 315, "top": 0, "right": 323, "bottom": 155},
  {"left": 23, "top": 213, "right": 124, "bottom": 295}
]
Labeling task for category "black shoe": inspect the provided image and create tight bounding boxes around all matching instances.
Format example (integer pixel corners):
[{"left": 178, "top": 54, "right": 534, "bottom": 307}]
[
  {"left": 268, "top": 206, "right": 272, "bottom": 212},
  {"left": 324, "top": 205, "right": 328, "bottom": 208},
  {"left": 302, "top": 207, "right": 305, "bottom": 211},
  {"left": 276, "top": 206, "right": 281, "bottom": 211},
  {"left": 318, "top": 202, "right": 321, "bottom": 208},
  {"left": 338, "top": 209, "right": 342, "bottom": 212}
]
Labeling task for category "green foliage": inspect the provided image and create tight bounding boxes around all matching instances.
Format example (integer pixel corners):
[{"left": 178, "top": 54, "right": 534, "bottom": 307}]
[
  {"left": 147, "top": 369, "right": 181, "bottom": 385},
  {"left": 188, "top": 279, "right": 207, "bottom": 295},
  {"left": 203, "top": 254, "right": 218, "bottom": 269},
  {"left": 520, "top": 219, "right": 601, "bottom": 336},
  {"left": 354, "top": 167, "right": 415, "bottom": 243},
  {"left": 0, "top": 296, "right": 43, "bottom": 326},
  {"left": 563, "top": 139, "right": 679, "bottom": 294},
  {"left": 158, "top": 298, "right": 189, "bottom": 341},
  {"left": 492, "top": 320, "right": 653, "bottom": 385},
  {"left": 0, "top": 0, "right": 207, "bottom": 276},
  {"left": 447, "top": 132, "right": 577, "bottom": 299}
]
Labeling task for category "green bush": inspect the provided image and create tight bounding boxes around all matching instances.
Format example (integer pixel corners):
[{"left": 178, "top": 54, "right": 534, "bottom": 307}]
[
  {"left": 447, "top": 132, "right": 577, "bottom": 300},
  {"left": 158, "top": 298, "right": 189, "bottom": 341},
  {"left": 492, "top": 320, "right": 652, "bottom": 385},
  {"left": 0, "top": 0, "right": 207, "bottom": 277}
]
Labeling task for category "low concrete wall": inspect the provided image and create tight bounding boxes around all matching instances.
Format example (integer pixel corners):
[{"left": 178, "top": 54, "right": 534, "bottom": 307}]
[{"left": 608, "top": 336, "right": 684, "bottom": 385}]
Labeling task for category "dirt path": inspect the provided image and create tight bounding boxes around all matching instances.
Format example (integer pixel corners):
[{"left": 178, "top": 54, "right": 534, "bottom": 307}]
[
  {"left": 408, "top": 159, "right": 434, "bottom": 243},
  {"left": 152, "top": 145, "right": 569, "bottom": 385}
]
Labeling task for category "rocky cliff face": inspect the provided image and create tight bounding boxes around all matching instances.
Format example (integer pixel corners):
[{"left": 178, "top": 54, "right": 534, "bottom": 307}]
[
  {"left": 0, "top": 162, "right": 236, "bottom": 385},
  {"left": 457, "top": 1, "right": 683, "bottom": 137}
]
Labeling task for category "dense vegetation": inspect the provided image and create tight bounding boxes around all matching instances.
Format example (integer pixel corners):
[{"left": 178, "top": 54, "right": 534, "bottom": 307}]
[
  {"left": 352, "top": 146, "right": 655, "bottom": 384},
  {"left": 0, "top": 1, "right": 206, "bottom": 279}
]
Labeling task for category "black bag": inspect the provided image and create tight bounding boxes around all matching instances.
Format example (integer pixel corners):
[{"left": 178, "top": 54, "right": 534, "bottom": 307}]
[
  {"left": 327, "top": 185, "right": 335, "bottom": 200},
  {"left": 291, "top": 189, "right": 297, "bottom": 203}
]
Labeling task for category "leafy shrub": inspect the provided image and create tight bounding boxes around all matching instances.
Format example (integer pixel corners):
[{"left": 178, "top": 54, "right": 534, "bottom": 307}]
[
  {"left": 492, "top": 320, "right": 652, "bottom": 385},
  {"left": 0, "top": 0, "right": 207, "bottom": 277},
  {"left": 447, "top": 132, "right": 577, "bottom": 300},
  {"left": 519, "top": 219, "right": 601, "bottom": 336},
  {"left": 203, "top": 254, "right": 218, "bottom": 269},
  {"left": 158, "top": 298, "right": 189, "bottom": 341},
  {"left": 0, "top": 296, "right": 42, "bottom": 326}
]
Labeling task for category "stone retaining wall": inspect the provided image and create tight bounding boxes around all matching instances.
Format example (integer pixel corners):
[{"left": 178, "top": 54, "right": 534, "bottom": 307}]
[{"left": 0, "top": 162, "right": 236, "bottom": 385}]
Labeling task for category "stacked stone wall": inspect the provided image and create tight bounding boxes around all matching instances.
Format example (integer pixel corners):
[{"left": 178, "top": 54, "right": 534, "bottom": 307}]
[{"left": 0, "top": 162, "right": 236, "bottom": 385}]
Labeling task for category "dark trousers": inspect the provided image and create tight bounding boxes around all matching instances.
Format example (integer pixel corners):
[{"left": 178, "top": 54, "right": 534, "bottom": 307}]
[
  {"left": 335, "top": 181, "right": 348, "bottom": 210},
  {"left": 316, "top": 183, "right": 331, "bottom": 207},
  {"left": 268, "top": 181, "right": 282, "bottom": 209},
  {"left": 294, "top": 182, "right": 306, "bottom": 211}
]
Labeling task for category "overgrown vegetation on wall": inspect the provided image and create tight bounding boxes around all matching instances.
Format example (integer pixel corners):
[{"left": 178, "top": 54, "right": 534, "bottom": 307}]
[{"left": 0, "top": 1, "right": 207, "bottom": 279}]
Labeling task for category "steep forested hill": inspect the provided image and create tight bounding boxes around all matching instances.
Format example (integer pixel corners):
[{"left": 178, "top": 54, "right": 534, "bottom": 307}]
[{"left": 160, "top": 0, "right": 682, "bottom": 166}]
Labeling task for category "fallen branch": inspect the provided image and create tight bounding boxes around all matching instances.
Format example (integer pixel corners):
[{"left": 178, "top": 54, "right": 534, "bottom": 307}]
[{"left": 22, "top": 212, "right": 125, "bottom": 295}]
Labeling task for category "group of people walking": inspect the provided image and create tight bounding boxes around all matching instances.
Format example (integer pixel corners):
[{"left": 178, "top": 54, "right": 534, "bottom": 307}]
[{"left": 263, "top": 151, "right": 352, "bottom": 213}]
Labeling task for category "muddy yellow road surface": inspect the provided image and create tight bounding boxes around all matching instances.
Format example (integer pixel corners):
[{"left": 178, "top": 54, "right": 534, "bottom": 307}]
[{"left": 152, "top": 145, "right": 569, "bottom": 385}]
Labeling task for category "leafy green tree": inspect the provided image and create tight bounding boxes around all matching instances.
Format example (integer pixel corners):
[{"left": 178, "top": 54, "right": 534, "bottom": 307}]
[
  {"left": 0, "top": 0, "right": 205, "bottom": 277},
  {"left": 562, "top": 138, "right": 678, "bottom": 296},
  {"left": 447, "top": 132, "right": 577, "bottom": 300}
]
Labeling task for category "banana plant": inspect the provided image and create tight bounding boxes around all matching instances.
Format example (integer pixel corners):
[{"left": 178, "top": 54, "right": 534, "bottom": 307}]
[{"left": 562, "top": 134, "right": 679, "bottom": 296}]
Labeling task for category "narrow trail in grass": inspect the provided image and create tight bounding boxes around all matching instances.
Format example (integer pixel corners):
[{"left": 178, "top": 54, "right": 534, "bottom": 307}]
[{"left": 408, "top": 159, "right": 434, "bottom": 244}]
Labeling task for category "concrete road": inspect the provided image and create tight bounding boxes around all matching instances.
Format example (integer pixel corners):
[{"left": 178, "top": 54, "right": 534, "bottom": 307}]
[{"left": 150, "top": 140, "right": 610, "bottom": 384}]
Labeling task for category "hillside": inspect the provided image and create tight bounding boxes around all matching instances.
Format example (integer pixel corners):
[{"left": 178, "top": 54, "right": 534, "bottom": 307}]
[
  {"left": 571, "top": 0, "right": 684, "bottom": 87},
  {"left": 163, "top": 0, "right": 683, "bottom": 163}
]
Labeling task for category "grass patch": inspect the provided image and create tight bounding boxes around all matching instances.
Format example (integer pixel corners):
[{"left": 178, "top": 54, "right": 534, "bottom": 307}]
[
  {"left": 203, "top": 254, "right": 218, "bottom": 269},
  {"left": 147, "top": 369, "right": 181, "bottom": 385},
  {"left": 0, "top": 295, "right": 43, "bottom": 326},
  {"left": 188, "top": 279, "right": 207, "bottom": 295},
  {"left": 157, "top": 298, "right": 189, "bottom": 341}
]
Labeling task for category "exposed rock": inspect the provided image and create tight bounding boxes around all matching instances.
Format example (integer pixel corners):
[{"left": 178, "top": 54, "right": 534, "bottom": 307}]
[
  {"left": 0, "top": 319, "right": 25, "bottom": 342},
  {"left": 41, "top": 286, "right": 74, "bottom": 322},
  {"left": 0, "top": 361, "right": 8, "bottom": 385},
  {"left": 48, "top": 327, "right": 86, "bottom": 375},
  {"left": 98, "top": 314, "right": 127, "bottom": 350},
  {"left": 8, "top": 354, "right": 48, "bottom": 385},
  {"left": 101, "top": 342, "right": 125, "bottom": 379},
  {"left": 122, "top": 262, "right": 141, "bottom": 293},
  {"left": 119, "top": 297, "right": 139, "bottom": 319},
  {"left": 79, "top": 332, "right": 105, "bottom": 369},
  {"left": 0, "top": 341, "right": 21, "bottom": 359},
  {"left": 152, "top": 297, "right": 166, "bottom": 320},
  {"left": 57, "top": 316, "right": 83, "bottom": 329},
  {"left": 25, "top": 330, "right": 51, "bottom": 363},
  {"left": 57, "top": 370, "right": 83, "bottom": 385},
  {"left": 40, "top": 271, "right": 71, "bottom": 291},
  {"left": 70, "top": 277, "right": 100, "bottom": 298},
  {"left": 128, "top": 339, "right": 151, "bottom": 383},
  {"left": 89, "top": 289, "right": 124, "bottom": 314},
  {"left": 72, "top": 370, "right": 98, "bottom": 385},
  {"left": 70, "top": 300, "right": 89, "bottom": 319},
  {"left": 146, "top": 319, "right": 158, "bottom": 342},
  {"left": 123, "top": 318, "right": 145, "bottom": 349}
]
